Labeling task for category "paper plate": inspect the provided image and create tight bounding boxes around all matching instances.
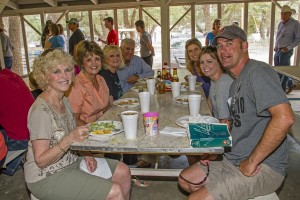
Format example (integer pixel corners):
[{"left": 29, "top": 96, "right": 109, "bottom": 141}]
[
  {"left": 113, "top": 98, "right": 140, "bottom": 108},
  {"left": 88, "top": 121, "right": 123, "bottom": 137},
  {"left": 176, "top": 115, "right": 219, "bottom": 128}
]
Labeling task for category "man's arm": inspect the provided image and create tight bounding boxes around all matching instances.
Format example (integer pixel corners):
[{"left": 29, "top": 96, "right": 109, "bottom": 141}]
[
  {"left": 239, "top": 103, "right": 295, "bottom": 176},
  {"left": 287, "top": 20, "right": 300, "bottom": 50},
  {"left": 145, "top": 41, "right": 155, "bottom": 56},
  {"left": 138, "top": 58, "right": 154, "bottom": 78}
]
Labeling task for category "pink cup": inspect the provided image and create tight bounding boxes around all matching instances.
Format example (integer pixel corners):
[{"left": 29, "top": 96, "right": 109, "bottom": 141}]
[{"left": 143, "top": 112, "right": 159, "bottom": 136}]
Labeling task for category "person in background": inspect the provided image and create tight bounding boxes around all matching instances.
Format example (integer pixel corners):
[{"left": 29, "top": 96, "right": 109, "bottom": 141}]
[
  {"left": 67, "top": 40, "right": 113, "bottom": 126},
  {"left": 57, "top": 23, "right": 67, "bottom": 52},
  {"left": 117, "top": 38, "right": 154, "bottom": 93},
  {"left": 205, "top": 19, "right": 221, "bottom": 46},
  {"left": 24, "top": 48, "right": 131, "bottom": 200},
  {"left": 100, "top": 45, "right": 124, "bottom": 101},
  {"left": 185, "top": 38, "right": 210, "bottom": 97},
  {"left": 29, "top": 72, "right": 43, "bottom": 99},
  {"left": 66, "top": 18, "right": 85, "bottom": 59},
  {"left": 44, "top": 23, "right": 65, "bottom": 49},
  {"left": 0, "top": 21, "right": 14, "bottom": 70},
  {"left": 232, "top": 21, "right": 239, "bottom": 27},
  {"left": 135, "top": 19, "right": 155, "bottom": 67},
  {"left": 178, "top": 25, "right": 295, "bottom": 200},
  {"left": 0, "top": 67, "right": 34, "bottom": 176},
  {"left": 98, "top": 17, "right": 119, "bottom": 46},
  {"left": 41, "top": 20, "right": 52, "bottom": 49},
  {"left": 274, "top": 5, "right": 300, "bottom": 94}
]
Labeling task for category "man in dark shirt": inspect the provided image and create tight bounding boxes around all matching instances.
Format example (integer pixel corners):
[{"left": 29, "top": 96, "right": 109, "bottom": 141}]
[{"left": 66, "top": 18, "right": 85, "bottom": 58}]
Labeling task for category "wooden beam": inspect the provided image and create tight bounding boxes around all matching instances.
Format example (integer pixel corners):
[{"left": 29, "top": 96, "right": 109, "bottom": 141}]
[
  {"left": 270, "top": 0, "right": 282, "bottom": 9},
  {"left": 20, "top": 14, "right": 30, "bottom": 74},
  {"left": 54, "top": 10, "right": 69, "bottom": 24},
  {"left": 20, "top": 15, "right": 42, "bottom": 36},
  {"left": 6, "top": 1, "right": 19, "bottom": 10},
  {"left": 191, "top": 3, "right": 195, "bottom": 38},
  {"left": 88, "top": 10, "right": 94, "bottom": 41},
  {"left": 269, "top": 2, "right": 276, "bottom": 65},
  {"left": 90, "top": 0, "right": 99, "bottom": 5},
  {"left": 42, "top": 0, "right": 57, "bottom": 7},
  {"left": 170, "top": 6, "right": 191, "bottom": 31},
  {"left": 0, "top": 0, "right": 10, "bottom": 14},
  {"left": 142, "top": 8, "right": 161, "bottom": 26},
  {"left": 0, "top": 18, "right": 4, "bottom": 69}
]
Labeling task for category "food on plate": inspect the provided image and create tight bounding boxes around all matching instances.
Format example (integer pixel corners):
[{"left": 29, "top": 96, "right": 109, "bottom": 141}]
[
  {"left": 89, "top": 121, "right": 115, "bottom": 135},
  {"left": 116, "top": 99, "right": 139, "bottom": 105}
]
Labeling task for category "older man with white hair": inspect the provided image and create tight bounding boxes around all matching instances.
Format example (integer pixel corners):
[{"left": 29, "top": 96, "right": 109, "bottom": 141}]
[{"left": 274, "top": 5, "right": 300, "bottom": 94}]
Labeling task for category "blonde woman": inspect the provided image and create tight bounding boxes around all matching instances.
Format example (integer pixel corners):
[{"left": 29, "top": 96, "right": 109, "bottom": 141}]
[
  {"left": 67, "top": 40, "right": 113, "bottom": 126},
  {"left": 185, "top": 38, "right": 210, "bottom": 97},
  {"left": 44, "top": 23, "right": 64, "bottom": 49},
  {"left": 25, "top": 48, "right": 131, "bottom": 200},
  {"left": 99, "top": 45, "right": 124, "bottom": 100}
]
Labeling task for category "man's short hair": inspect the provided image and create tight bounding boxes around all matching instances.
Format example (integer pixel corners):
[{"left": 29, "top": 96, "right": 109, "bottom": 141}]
[
  {"left": 121, "top": 38, "right": 135, "bottom": 48},
  {"left": 103, "top": 17, "right": 114, "bottom": 24},
  {"left": 135, "top": 20, "right": 145, "bottom": 29}
]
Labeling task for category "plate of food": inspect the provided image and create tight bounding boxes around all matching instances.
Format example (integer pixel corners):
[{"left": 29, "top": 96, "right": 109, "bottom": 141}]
[
  {"left": 131, "top": 85, "right": 148, "bottom": 93},
  {"left": 176, "top": 115, "right": 219, "bottom": 128},
  {"left": 137, "top": 77, "right": 155, "bottom": 83},
  {"left": 88, "top": 121, "right": 123, "bottom": 137},
  {"left": 181, "top": 82, "right": 203, "bottom": 91},
  {"left": 113, "top": 98, "right": 140, "bottom": 108},
  {"left": 173, "top": 95, "right": 189, "bottom": 105}
]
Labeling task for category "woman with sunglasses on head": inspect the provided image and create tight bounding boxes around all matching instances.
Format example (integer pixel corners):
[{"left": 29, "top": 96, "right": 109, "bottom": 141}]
[{"left": 185, "top": 38, "right": 211, "bottom": 97}]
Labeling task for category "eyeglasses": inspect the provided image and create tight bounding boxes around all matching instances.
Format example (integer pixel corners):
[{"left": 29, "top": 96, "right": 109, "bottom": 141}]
[{"left": 179, "top": 164, "right": 209, "bottom": 185}]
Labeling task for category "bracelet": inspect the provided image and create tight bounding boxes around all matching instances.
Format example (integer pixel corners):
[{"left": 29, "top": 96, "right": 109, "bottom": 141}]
[{"left": 57, "top": 143, "right": 67, "bottom": 153}]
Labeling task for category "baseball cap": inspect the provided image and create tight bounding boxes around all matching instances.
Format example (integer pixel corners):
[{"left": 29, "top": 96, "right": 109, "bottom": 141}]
[
  {"left": 66, "top": 18, "right": 79, "bottom": 25},
  {"left": 281, "top": 5, "right": 293, "bottom": 13},
  {"left": 212, "top": 25, "right": 247, "bottom": 47}
]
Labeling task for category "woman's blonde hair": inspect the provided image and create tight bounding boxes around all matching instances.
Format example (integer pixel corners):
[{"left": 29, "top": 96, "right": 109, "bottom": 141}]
[
  {"left": 103, "top": 45, "right": 125, "bottom": 70},
  {"left": 32, "top": 48, "right": 74, "bottom": 90},
  {"left": 185, "top": 38, "right": 203, "bottom": 76},
  {"left": 76, "top": 40, "right": 104, "bottom": 67}
]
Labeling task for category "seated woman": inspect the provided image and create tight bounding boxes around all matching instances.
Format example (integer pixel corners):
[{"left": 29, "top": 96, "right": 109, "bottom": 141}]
[
  {"left": 44, "top": 23, "right": 65, "bottom": 50},
  {"left": 199, "top": 46, "right": 233, "bottom": 125},
  {"left": 185, "top": 38, "right": 210, "bottom": 97},
  {"left": 24, "top": 48, "right": 131, "bottom": 200},
  {"left": 99, "top": 45, "right": 124, "bottom": 101},
  {"left": 67, "top": 40, "right": 113, "bottom": 126}
]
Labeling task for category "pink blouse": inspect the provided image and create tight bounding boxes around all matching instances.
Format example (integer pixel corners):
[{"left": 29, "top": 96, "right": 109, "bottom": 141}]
[{"left": 67, "top": 72, "right": 111, "bottom": 123}]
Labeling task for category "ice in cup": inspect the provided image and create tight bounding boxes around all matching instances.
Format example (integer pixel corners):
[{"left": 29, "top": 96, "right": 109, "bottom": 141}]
[
  {"left": 188, "top": 75, "right": 197, "bottom": 91},
  {"left": 146, "top": 79, "right": 156, "bottom": 95},
  {"left": 143, "top": 112, "right": 159, "bottom": 136},
  {"left": 139, "top": 91, "right": 151, "bottom": 113},
  {"left": 121, "top": 110, "right": 139, "bottom": 140},
  {"left": 188, "top": 94, "right": 202, "bottom": 117},
  {"left": 171, "top": 82, "right": 181, "bottom": 98}
]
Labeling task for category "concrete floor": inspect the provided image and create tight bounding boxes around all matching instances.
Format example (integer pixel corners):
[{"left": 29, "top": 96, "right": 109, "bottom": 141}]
[{"left": 1, "top": 97, "right": 300, "bottom": 200}]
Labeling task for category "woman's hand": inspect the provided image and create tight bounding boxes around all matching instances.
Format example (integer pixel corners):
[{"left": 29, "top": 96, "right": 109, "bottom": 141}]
[
  {"left": 68, "top": 125, "right": 89, "bottom": 143},
  {"left": 84, "top": 156, "right": 97, "bottom": 173}
]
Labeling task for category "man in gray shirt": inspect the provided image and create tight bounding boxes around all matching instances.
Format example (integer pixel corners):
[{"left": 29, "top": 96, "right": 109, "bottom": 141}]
[
  {"left": 0, "top": 22, "right": 13, "bottom": 70},
  {"left": 274, "top": 5, "right": 300, "bottom": 94},
  {"left": 178, "top": 25, "right": 295, "bottom": 200},
  {"left": 135, "top": 20, "right": 155, "bottom": 67}
]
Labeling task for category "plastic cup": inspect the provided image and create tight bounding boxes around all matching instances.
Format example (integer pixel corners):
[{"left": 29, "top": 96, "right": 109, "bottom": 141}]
[
  {"left": 143, "top": 112, "right": 159, "bottom": 136},
  {"left": 171, "top": 82, "right": 181, "bottom": 98},
  {"left": 188, "top": 94, "right": 202, "bottom": 117},
  {"left": 188, "top": 75, "right": 197, "bottom": 91},
  {"left": 139, "top": 91, "right": 151, "bottom": 113},
  {"left": 121, "top": 110, "right": 139, "bottom": 140},
  {"left": 146, "top": 79, "right": 156, "bottom": 95}
]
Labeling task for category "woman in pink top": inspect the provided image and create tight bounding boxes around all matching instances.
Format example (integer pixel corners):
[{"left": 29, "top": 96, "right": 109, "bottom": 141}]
[{"left": 67, "top": 41, "right": 113, "bottom": 126}]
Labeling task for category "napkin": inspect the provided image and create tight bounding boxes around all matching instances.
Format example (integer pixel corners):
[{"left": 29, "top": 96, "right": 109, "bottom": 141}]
[
  {"left": 160, "top": 126, "right": 187, "bottom": 136},
  {"left": 80, "top": 158, "right": 112, "bottom": 179}
]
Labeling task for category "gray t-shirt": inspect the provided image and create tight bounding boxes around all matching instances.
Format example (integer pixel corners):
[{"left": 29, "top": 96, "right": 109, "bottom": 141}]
[
  {"left": 209, "top": 73, "right": 233, "bottom": 119},
  {"left": 225, "top": 59, "right": 290, "bottom": 176},
  {"left": 24, "top": 97, "right": 78, "bottom": 183},
  {"left": 140, "top": 31, "right": 152, "bottom": 57}
]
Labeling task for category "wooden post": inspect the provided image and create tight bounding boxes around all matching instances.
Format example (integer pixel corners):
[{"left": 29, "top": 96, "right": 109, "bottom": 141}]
[{"left": 20, "top": 14, "right": 30, "bottom": 73}]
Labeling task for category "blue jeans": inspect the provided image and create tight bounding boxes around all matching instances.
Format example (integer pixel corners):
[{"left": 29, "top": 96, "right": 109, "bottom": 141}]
[
  {"left": 274, "top": 49, "right": 294, "bottom": 90},
  {"left": 1, "top": 129, "right": 28, "bottom": 176},
  {"left": 4, "top": 57, "right": 13, "bottom": 70},
  {"left": 142, "top": 55, "right": 153, "bottom": 68}
]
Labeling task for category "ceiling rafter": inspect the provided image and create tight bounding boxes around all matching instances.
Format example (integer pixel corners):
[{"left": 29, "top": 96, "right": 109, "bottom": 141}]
[
  {"left": 42, "top": 0, "right": 57, "bottom": 7},
  {"left": 6, "top": 1, "right": 19, "bottom": 10},
  {"left": 90, "top": 0, "right": 99, "bottom": 4},
  {"left": 0, "top": 0, "right": 10, "bottom": 13}
]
